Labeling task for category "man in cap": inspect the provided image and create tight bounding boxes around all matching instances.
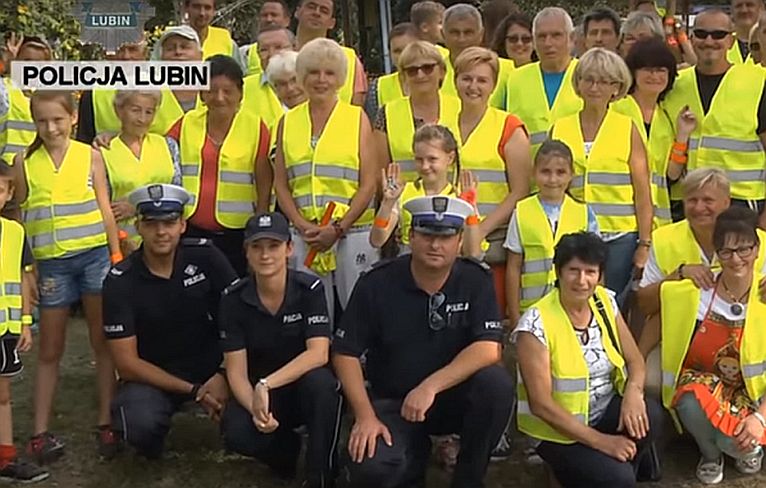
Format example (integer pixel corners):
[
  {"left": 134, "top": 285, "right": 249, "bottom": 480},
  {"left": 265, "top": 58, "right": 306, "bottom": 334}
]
[
  {"left": 333, "top": 196, "right": 514, "bottom": 488},
  {"left": 218, "top": 212, "right": 341, "bottom": 487},
  {"left": 103, "top": 184, "right": 236, "bottom": 458}
]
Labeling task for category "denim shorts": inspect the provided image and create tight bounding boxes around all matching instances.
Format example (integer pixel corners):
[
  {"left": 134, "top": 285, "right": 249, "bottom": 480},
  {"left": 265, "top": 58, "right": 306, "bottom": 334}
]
[{"left": 37, "top": 246, "right": 111, "bottom": 308}]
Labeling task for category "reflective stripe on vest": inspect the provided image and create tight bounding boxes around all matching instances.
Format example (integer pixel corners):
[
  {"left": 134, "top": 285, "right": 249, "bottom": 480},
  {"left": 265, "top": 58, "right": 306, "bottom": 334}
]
[
  {"left": 242, "top": 74, "right": 285, "bottom": 130},
  {"left": 516, "top": 195, "right": 589, "bottom": 311},
  {"left": 385, "top": 94, "right": 462, "bottom": 182},
  {"left": 202, "top": 26, "right": 234, "bottom": 60},
  {"left": 552, "top": 109, "right": 638, "bottom": 233},
  {"left": 246, "top": 42, "right": 262, "bottom": 76},
  {"left": 1, "top": 80, "right": 35, "bottom": 164},
  {"left": 0, "top": 218, "right": 24, "bottom": 336},
  {"left": 377, "top": 72, "right": 404, "bottom": 107},
  {"left": 399, "top": 180, "right": 454, "bottom": 245},
  {"left": 506, "top": 60, "right": 582, "bottom": 156},
  {"left": 101, "top": 133, "right": 176, "bottom": 239},
  {"left": 22, "top": 141, "right": 107, "bottom": 259},
  {"left": 282, "top": 101, "right": 373, "bottom": 225},
  {"left": 459, "top": 107, "right": 510, "bottom": 217},
  {"left": 662, "top": 65, "right": 766, "bottom": 200},
  {"left": 180, "top": 107, "right": 258, "bottom": 229},
  {"left": 338, "top": 46, "right": 358, "bottom": 104},
  {"left": 517, "top": 286, "right": 627, "bottom": 444}
]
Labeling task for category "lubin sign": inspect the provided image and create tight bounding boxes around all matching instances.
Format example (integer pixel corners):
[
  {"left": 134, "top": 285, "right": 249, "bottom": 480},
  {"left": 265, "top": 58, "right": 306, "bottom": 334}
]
[{"left": 85, "top": 14, "right": 138, "bottom": 28}]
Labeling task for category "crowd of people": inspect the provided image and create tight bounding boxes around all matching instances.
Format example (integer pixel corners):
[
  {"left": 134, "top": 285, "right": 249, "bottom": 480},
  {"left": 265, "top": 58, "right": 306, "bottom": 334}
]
[{"left": 2, "top": 0, "right": 766, "bottom": 486}]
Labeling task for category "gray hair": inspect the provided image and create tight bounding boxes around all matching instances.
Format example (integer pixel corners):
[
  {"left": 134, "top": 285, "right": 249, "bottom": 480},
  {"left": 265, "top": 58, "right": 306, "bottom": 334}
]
[
  {"left": 683, "top": 168, "right": 731, "bottom": 197},
  {"left": 257, "top": 26, "right": 296, "bottom": 45},
  {"left": 533, "top": 7, "right": 575, "bottom": 36},
  {"left": 295, "top": 38, "right": 347, "bottom": 88},
  {"left": 266, "top": 50, "right": 299, "bottom": 85},
  {"left": 621, "top": 11, "right": 664, "bottom": 38},
  {"left": 113, "top": 91, "right": 162, "bottom": 110},
  {"left": 443, "top": 4, "right": 483, "bottom": 30}
]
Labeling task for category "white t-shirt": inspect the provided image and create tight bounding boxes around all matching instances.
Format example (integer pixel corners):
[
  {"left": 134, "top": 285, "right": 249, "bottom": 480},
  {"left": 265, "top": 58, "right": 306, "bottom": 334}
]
[
  {"left": 504, "top": 198, "right": 600, "bottom": 254},
  {"left": 639, "top": 242, "right": 717, "bottom": 288},
  {"left": 512, "top": 290, "right": 621, "bottom": 425}
]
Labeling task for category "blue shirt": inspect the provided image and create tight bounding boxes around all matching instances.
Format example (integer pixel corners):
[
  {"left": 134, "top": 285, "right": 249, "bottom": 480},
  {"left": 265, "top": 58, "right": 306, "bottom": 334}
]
[{"left": 542, "top": 70, "right": 566, "bottom": 109}]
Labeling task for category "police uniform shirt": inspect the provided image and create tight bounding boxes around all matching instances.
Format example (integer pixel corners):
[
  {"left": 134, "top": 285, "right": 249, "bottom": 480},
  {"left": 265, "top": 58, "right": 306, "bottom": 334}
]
[
  {"left": 102, "top": 238, "right": 237, "bottom": 383},
  {"left": 218, "top": 270, "right": 331, "bottom": 382},
  {"left": 333, "top": 255, "right": 504, "bottom": 400}
]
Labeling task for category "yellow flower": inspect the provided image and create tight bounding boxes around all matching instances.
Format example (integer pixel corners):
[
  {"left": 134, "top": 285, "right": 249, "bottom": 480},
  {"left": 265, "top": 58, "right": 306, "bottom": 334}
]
[{"left": 17, "top": 4, "right": 28, "bottom": 14}]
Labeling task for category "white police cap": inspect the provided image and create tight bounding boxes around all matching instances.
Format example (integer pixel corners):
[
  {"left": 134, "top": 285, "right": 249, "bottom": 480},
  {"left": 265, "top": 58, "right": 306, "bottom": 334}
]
[
  {"left": 404, "top": 196, "right": 475, "bottom": 235},
  {"left": 128, "top": 184, "right": 191, "bottom": 220}
]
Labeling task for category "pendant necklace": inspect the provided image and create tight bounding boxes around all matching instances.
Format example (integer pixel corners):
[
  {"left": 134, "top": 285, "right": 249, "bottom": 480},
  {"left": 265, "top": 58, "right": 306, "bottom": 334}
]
[{"left": 720, "top": 277, "right": 751, "bottom": 316}]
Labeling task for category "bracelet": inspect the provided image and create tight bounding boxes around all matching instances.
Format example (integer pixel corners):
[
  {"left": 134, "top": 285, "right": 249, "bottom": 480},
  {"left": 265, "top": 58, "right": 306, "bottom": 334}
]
[
  {"left": 21, "top": 314, "right": 33, "bottom": 325},
  {"left": 637, "top": 239, "right": 652, "bottom": 248},
  {"left": 257, "top": 378, "right": 271, "bottom": 391},
  {"left": 189, "top": 383, "right": 202, "bottom": 399},
  {"left": 672, "top": 141, "right": 688, "bottom": 152},
  {"left": 753, "top": 411, "right": 766, "bottom": 429},
  {"left": 23, "top": 264, "right": 34, "bottom": 273},
  {"left": 374, "top": 216, "right": 390, "bottom": 229},
  {"left": 110, "top": 252, "right": 124, "bottom": 264},
  {"left": 465, "top": 215, "right": 480, "bottom": 226},
  {"left": 678, "top": 263, "right": 685, "bottom": 280},
  {"left": 118, "top": 229, "right": 129, "bottom": 241},
  {"left": 670, "top": 151, "right": 688, "bottom": 164}
]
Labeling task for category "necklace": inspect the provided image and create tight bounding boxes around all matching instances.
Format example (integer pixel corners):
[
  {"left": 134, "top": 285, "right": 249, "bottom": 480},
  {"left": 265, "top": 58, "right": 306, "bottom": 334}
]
[{"left": 720, "top": 277, "right": 751, "bottom": 316}]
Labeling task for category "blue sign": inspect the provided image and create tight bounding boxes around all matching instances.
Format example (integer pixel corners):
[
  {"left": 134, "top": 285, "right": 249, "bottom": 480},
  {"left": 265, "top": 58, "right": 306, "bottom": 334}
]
[{"left": 85, "top": 13, "right": 137, "bottom": 28}]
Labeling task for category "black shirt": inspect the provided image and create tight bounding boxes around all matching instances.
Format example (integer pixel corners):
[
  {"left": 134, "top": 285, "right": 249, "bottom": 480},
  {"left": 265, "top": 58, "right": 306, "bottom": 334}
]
[
  {"left": 333, "top": 255, "right": 503, "bottom": 399},
  {"left": 75, "top": 91, "right": 96, "bottom": 144},
  {"left": 695, "top": 69, "right": 766, "bottom": 133},
  {"left": 102, "top": 238, "right": 237, "bottom": 383},
  {"left": 218, "top": 270, "right": 331, "bottom": 381}
]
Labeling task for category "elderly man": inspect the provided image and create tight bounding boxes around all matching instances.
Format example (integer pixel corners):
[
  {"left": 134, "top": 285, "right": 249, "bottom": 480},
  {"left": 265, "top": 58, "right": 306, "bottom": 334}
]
[
  {"left": 333, "top": 195, "right": 514, "bottom": 488},
  {"left": 729, "top": 0, "right": 763, "bottom": 63},
  {"left": 183, "top": 0, "right": 243, "bottom": 66},
  {"left": 243, "top": 0, "right": 292, "bottom": 75},
  {"left": 506, "top": 7, "right": 582, "bottom": 155},
  {"left": 663, "top": 8, "right": 766, "bottom": 227},
  {"left": 583, "top": 6, "right": 622, "bottom": 52}
]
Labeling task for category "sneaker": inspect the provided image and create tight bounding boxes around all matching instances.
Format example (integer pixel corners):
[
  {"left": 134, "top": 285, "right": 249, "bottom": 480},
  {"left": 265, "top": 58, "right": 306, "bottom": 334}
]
[
  {"left": 523, "top": 446, "right": 544, "bottom": 466},
  {"left": 490, "top": 426, "right": 512, "bottom": 462},
  {"left": 736, "top": 448, "right": 763, "bottom": 475},
  {"left": 96, "top": 426, "right": 122, "bottom": 460},
  {"left": 0, "top": 460, "right": 49, "bottom": 483},
  {"left": 696, "top": 456, "right": 724, "bottom": 485},
  {"left": 26, "top": 433, "right": 64, "bottom": 465}
]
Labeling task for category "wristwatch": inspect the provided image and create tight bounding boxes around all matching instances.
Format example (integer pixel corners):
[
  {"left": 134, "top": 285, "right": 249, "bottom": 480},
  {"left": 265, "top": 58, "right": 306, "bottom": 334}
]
[{"left": 257, "top": 378, "right": 271, "bottom": 391}]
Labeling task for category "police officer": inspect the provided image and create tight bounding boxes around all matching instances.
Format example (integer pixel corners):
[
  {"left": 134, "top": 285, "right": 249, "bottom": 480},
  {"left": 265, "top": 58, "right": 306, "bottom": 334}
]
[
  {"left": 102, "top": 184, "right": 236, "bottom": 458},
  {"left": 332, "top": 196, "right": 515, "bottom": 488},
  {"left": 218, "top": 212, "right": 341, "bottom": 487}
]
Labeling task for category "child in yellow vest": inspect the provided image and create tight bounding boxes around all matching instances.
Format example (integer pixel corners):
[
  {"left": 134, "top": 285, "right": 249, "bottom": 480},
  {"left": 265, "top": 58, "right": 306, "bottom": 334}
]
[
  {"left": 0, "top": 161, "right": 48, "bottom": 482},
  {"left": 11, "top": 91, "right": 121, "bottom": 463},
  {"left": 369, "top": 123, "right": 480, "bottom": 256},
  {"left": 505, "top": 139, "right": 600, "bottom": 327}
]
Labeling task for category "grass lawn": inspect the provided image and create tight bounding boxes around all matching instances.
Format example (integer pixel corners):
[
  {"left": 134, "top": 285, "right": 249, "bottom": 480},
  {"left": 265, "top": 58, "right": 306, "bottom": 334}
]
[{"left": 6, "top": 319, "right": 766, "bottom": 487}]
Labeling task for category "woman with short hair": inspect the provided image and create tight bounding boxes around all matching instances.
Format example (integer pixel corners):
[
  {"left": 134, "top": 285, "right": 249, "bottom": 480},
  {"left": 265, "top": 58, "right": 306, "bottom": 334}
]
[{"left": 619, "top": 12, "right": 664, "bottom": 58}]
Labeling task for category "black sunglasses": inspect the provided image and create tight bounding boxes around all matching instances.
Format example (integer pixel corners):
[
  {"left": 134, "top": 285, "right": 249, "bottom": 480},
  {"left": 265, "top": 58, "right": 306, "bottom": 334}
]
[
  {"left": 506, "top": 34, "right": 533, "bottom": 44},
  {"left": 428, "top": 292, "right": 447, "bottom": 331},
  {"left": 403, "top": 63, "right": 438, "bottom": 77},
  {"left": 693, "top": 29, "right": 731, "bottom": 40}
]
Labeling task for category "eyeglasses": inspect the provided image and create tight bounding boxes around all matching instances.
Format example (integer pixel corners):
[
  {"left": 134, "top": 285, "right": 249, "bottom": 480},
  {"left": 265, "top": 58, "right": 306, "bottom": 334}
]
[
  {"left": 693, "top": 29, "right": 731, "bottom": 40},
  {"left": 716, "top": 244, "right": 756, "bottom": 260},
  {"left": 428, "top": 292, "right": 447, "bottom": 331},
  {"left": 580, "top": 77, "right": 618, "bottom": 88},
  {"left": 403, "top": 63, "right": 438, "bottom": 77},
  {"left": 506, "top": 34, "right": 533, "bottom": 44}
]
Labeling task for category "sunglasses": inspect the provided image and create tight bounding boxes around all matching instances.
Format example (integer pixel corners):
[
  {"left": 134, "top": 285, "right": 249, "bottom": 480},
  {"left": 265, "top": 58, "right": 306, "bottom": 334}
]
[
  {"left": 716, "top": 244, "right": 756, "bottom": 260},
  {"left": 693, "top": 29, "right": 731, "bottom": 40},
  {"left": 506, "top": 34, "right": 533, "bottom": 44},
  {"left": 403, "top": 63, "right": 438, "bottom": 77},
  {"left": 428, "top": 292, "right": 447, "bottom": 331}
]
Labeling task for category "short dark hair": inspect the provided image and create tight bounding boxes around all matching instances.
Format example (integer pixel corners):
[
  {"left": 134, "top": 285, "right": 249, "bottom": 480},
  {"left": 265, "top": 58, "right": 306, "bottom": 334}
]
[
  {"left": 624, "top": 37, "right": 678, "bottom": 101},
  {"left": 410, "top": 1, "right": 445, "bottom": 26},
  {"left": 554, "top": 232, "right": 608, "bottom": 280},
  {"left": 300, "top": 0, "right": 334, "bottom": 12},
  {"left": 713, "top": 206, "right": 759, "bottom": 250},
  {"left": 390, "top": 22, "right": 420, "bottom": 40},
  {"left": 207, "top": 54, "right": 244, "bottom": 91},
  {"left": 535, "top": 139, "right": 574, "bottom": 169},
  {"left": 490, "top": 12, "right": 537, "bottom": 61},
  {"left": 583, "top": 7, "right": 621, "bottom": 36},
  {"left": 262, "top": 0, "right": 290, "bottom": 16}
]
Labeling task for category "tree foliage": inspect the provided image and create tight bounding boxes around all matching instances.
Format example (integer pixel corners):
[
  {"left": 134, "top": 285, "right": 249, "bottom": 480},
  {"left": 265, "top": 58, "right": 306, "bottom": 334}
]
[{"left": 0, "top": 0, "right": 82, "bottom": 59}]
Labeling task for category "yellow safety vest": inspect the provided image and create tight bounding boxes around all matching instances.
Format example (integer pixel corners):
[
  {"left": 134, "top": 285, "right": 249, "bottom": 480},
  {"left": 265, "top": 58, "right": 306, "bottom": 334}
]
[
  {"left": 1, "top": 79, "right": 35, "bottom": 164},
  {"left": 399, "top": 180, "right": 454, "bottom": 245},
  {"left": 0, "top": 217, "right": 24, "bottom": 336},
  {"left": 180, "top": 107, "right": 259, "bottom": 229},
  {"left": 22, "top": 141, "right": 107, "bottom": 260},
  {"left": 93, "top": 88, "right": 199, "bottom": 136},
  {"left": 246, "top": 42, "right": 262, "bottom": 76},
  {"left": 660, "top": 277, "right": 766, "bottom": 414},
  {"left": 518, "top": 286, "right": 627, "bottom": 444},
  {"left": 458, "top": 107, "right": 511, "bottom": 216},
  {"left": 202, "top": 26, "right": 235, "bottom": 60},
  {"left": 516, "top": 194, "right": 589, "bottom": 312},
  {"left": 338, "top": 46, "right": 358, "bottom": 104},
  {"left": 552, "top": 109, "right": 637, "bottom": 233},
  {"left": 727, "top": 36, "right": 754, "bottom": 65},
  {"left": 376, "top": 72, "right": 405, "bottom": 107},
  {"left": 441, "top": 56, "right": 513, "bottom": 111},
  {"left": 101, "top": 134, "right": 176, "bottom": 239},
  {"left": 662, "top": 65, "right": 766, "bottom": 201},
  {"left": 611, "top": 96, "right": 673, "bottom": 228},
  {"left": 282, "top": 100, "right": 373, "bottom": 226},
  {"left": 242, "top": 74, "right": 284, "bottom": 130},
  {"left": 93, "top": 89, "right": 121, "bottom": 135},
  {"left": 384, "top": 94, "right": 462, "bottom": 182},
  {"left": 506, "top": 59, "right": 582, "bottom": 155}
]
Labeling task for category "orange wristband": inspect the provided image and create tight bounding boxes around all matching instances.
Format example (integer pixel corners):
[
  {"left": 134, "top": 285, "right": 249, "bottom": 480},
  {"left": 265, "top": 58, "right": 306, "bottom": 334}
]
[
  {"left": 673, "top": 141, "right": 688, "bottom": 152},
  {"left": 677, "top": 32, "right": 688, "bottom": 43},
  {"left": 465, "top": 215, "right": 480, "bottom": 226},
  {"left": 111, "top": 252, "right": 124, "bottom": 264},
  {"left": 118, "top": 229, "right": 129, "bottom": 241},
  {"left": 670, "top": 152, "right": 688, "bottom": 164},
  {"left": 374, "top": 217, "right": 390, "bottom": 229}
]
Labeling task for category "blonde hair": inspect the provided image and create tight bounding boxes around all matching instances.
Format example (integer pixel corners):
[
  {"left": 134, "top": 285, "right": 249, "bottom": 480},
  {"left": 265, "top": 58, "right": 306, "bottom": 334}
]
[
  {"left": 397, "top": 40, "right": 446, "bottom": 73},
  {"left": 573, "top": 47, "right": 632, "bottom": 100},
  {"left": 295, "top": 38, "right": 347, "bottom": 89},
  {"left": 682, "top": 168, "right": 731, "bottom": 197},
  {"left": 266, "top": 50, "right": 299, "bottom": 85},
  {"left": 453, "top": 46, "right": 499, "bottom": 83},
  {"left": 113, "top": 91, "right": 162, "bottom": 110}
]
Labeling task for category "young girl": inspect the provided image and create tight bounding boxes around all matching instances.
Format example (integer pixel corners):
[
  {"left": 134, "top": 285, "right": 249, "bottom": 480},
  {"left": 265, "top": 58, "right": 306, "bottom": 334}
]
[
  {"left": 505, "top": 139, "right": 600, "bottom": 327},
  {"left": 11, "top": 91, "right": 121, "bottom": 463},
  {"left": 369, "top": 124, "right": 480, "bottom": 257}
]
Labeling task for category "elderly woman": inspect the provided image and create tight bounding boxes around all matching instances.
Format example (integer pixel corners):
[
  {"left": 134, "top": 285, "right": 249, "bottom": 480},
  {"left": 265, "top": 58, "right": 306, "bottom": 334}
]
[
  {"left": 273, "top": 38, "right": 377, "bottom": 319},
  {"left": 515, "top": 232, "right": 662, "bottom": 487},
  {"left": 375, "top": 40, "right": 462, "bottom": 182},
  {"left": 454, "top": 46, "right": 531, "bottom": 313},
  {"left": 100, "top": 91, "right": 182, "bottom": 250},
  {"left": 491, "top": 12, "right": 537, "bottom": 67},
  {"left": 661, "top": 207, "right": 766, "bottom": 484},
  {"left": 167, "top": 55, "right": 272, "bottom": 275},
  {"left": 551, "top": 48, "right": 653, "bottom": 304},
  {"left": 619, "top": 12, "right": 664, "bottom": 58},
  {"left": 266, "top": 51, "right": 307, "bottom": 110},
  {"left": 612, "top": 38, "right": 691, "bottom": 227}
]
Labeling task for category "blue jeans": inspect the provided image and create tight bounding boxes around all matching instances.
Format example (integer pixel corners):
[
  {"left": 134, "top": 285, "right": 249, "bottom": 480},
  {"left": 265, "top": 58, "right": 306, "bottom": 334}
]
[
  {"left": 37, "top": 246, "right": 110, "bottom": 308},
  {"left": 604, "top": 232, "right": 637, "bottom": 308}
]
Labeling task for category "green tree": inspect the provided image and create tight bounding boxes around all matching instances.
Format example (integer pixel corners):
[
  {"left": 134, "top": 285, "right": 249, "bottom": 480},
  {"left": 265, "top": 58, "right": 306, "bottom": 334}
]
[{"left": 0, "top": 0, "right": 81, "bottom": 59}]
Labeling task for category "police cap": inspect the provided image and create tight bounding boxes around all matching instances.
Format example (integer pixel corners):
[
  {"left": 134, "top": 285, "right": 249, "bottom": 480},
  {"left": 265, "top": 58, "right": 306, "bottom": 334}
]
[
  {"left": 404, "top": 196, "right": 474, "bottom": 236},
  {"left": 128, "top": 184, "right": 191, "bottom": 221}
]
